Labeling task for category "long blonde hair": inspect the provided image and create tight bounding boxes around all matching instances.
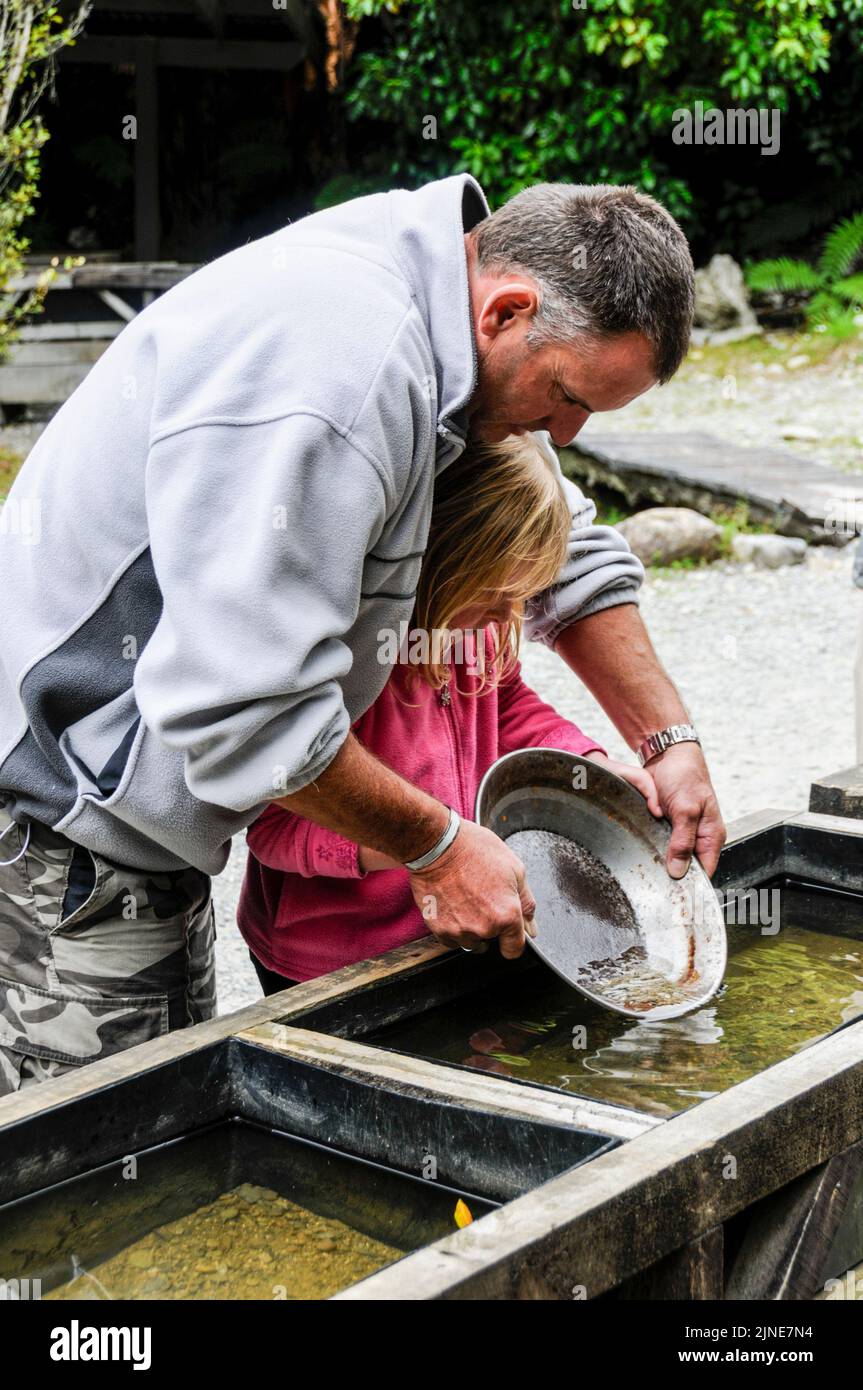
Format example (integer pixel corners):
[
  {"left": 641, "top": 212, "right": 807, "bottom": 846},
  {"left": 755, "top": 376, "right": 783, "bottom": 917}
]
[{"left": 410, "top": 434, "right": 571, "bottom": 692}]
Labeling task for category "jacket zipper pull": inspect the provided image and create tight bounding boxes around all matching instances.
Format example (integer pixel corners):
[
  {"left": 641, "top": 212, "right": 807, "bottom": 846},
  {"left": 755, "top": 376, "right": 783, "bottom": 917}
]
[{"left": 439, "top": 679, "right": 451, "bottom": 707}]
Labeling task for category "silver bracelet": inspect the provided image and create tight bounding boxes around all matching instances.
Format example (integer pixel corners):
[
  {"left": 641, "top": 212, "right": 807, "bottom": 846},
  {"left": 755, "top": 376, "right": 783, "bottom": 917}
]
[
  {"left": 636, "top": 723, "right": 701, "bottom": 767},
  {"left": 404, "top": 807, "right": 461, "bottom": 872}
]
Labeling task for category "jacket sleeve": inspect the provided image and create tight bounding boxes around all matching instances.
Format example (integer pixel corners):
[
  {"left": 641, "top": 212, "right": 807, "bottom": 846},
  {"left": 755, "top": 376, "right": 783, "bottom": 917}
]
[
  {"left": 246, "top": 804, "right": 367, "bottom": 879},
  {"left": 495, "top": 659, "right": 608, "bottom": 760},
  {"left": 134, "top": 412, "right": 390, "bottom": 812},
  {"left": 522, "top": 432, "right": 645, "bottom": 649}
]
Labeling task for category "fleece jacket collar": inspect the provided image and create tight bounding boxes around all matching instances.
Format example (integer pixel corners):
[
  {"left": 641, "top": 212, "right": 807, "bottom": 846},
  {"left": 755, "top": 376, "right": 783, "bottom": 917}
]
[{"left": 387, "top": 173, "right": 490, "bottom": 452}]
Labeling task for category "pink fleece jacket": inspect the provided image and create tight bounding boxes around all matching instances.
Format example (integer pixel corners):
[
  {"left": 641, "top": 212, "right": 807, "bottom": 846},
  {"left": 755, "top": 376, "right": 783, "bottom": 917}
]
[{"left": 238, "top": 634, "right": 606, "bottom": 980}]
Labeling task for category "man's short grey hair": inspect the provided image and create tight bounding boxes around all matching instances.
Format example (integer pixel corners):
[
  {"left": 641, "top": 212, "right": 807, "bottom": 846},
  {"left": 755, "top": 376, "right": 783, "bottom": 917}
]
[{"left": 469, "top": 183, "right": 695, "bottom": 383}]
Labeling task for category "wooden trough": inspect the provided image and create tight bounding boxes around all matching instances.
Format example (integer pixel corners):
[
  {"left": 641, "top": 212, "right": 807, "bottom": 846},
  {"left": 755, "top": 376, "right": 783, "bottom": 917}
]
[{"left": 1, "top": 800, "right": 862, "bottom": 1301}]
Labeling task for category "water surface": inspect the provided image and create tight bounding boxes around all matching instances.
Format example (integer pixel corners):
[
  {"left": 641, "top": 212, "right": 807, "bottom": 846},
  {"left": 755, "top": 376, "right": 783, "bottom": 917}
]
[{"left": 371, "top": 885, "right": 863, "bottom": 1117}]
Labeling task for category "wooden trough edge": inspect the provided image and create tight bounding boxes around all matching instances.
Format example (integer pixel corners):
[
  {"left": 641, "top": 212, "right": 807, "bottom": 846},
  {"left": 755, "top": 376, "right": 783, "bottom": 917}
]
[
  {"left": 235, "top": 1023, "right": 658, "bottom": 1142},
  {"left": 0, "top": 935, "right": 450, "bottom": 1129}
]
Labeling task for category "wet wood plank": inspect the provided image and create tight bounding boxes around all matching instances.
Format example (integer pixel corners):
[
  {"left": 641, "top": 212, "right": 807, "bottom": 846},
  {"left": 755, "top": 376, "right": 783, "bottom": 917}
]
[
  {"left": 810, "top": 765, "right": 863, "bottom": 821},
  {"left": 236, "top": 1023, "right": 659, "bottom": 1142},
  {"left": 725, "top": 1141, "right": 863, "bottom": 1300},
  {"left": 616, "top": 1227, "right": 724, "bottom": 1300},
  {"left": 0, "top": 936, "right": 448, "bottom": 1127}
]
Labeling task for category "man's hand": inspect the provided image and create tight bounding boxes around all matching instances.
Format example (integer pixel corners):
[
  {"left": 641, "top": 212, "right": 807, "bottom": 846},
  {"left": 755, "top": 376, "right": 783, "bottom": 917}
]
[
  {"left": 554, "top": 605, "right": 727, "bottom": 882},
  {"left": 275, "top": 734, "right": 537, "bottom": 954},
  {"left": 407, "top": 819, "right": 537, "bottom": 959},
  {"left": 645, "top": 742, "right": 726, "bottom": 878},
  {"left": 584, "top": 745, "right": 725, "bottom": 878}
]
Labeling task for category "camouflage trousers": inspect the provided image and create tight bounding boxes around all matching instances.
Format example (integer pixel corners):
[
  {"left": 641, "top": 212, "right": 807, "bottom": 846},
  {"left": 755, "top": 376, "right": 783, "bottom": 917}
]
[{"left": 0, "top": 802, "right": 216, "bottom": 1097}]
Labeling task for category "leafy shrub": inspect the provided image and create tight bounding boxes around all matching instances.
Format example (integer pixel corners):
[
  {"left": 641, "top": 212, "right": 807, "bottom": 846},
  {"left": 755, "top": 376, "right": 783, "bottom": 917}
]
[
  {"left": 0, "top": 2, "right": 90, "bottom": 362},
  {"left": 337, "top": 0, "right": 863, "bottom": 254},
  {"left": 747, "top": 213, "right": 863, "bottom": 337}
]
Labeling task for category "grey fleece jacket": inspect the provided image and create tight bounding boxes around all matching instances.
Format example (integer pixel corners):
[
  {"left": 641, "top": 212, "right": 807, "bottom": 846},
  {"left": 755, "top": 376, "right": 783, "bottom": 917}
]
[{"left": 0, "top": 174, "right": 643, "bottom": 874}]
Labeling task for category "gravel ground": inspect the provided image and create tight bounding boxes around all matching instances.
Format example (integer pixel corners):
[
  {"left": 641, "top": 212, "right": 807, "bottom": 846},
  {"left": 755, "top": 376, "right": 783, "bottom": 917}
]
[{"left": 214, "top": 545, "right": 860, "bottom": 1015}]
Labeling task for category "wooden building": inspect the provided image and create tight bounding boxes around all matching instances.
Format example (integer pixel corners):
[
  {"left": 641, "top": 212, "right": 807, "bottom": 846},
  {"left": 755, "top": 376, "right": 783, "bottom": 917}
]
[
  {"left": 55, "top": 0, "right": 321, "bottom": 261},
  {"left": 2, "top": 0, "right": 334, "bottom": 412}
]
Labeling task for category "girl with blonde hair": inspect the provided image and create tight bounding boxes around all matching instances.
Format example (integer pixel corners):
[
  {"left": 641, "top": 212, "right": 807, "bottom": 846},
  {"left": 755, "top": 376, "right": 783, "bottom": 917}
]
[{"left": 238, "top": 435, "right": 657, "bottom": 991}]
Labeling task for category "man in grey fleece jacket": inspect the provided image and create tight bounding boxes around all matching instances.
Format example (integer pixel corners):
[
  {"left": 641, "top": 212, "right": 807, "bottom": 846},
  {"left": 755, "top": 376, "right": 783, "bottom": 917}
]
[{"left": 0, "top": 174, "right": 725, "bottom": 1091}]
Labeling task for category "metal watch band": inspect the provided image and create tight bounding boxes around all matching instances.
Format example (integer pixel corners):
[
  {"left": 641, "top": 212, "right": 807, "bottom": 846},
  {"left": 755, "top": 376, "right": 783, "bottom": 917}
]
[
  {"left": 636, "top": 723, "right": 701, "bottom": 767},
  {"left": 404, "top": 806, "right": 461, "bottom": 872}
]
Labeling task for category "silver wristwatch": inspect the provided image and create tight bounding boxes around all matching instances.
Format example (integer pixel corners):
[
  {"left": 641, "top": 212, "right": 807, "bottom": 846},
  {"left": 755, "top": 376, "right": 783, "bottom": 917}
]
[{"left": 636, "top": 723, "right": 701, "bottom": 767}]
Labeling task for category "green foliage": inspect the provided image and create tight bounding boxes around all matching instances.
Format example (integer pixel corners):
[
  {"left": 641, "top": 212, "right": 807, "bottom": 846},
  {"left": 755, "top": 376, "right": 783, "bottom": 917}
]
[
  {"left": 710, "top": 500, "right": 775, "bottom": 561},
  {"left": 746, "top": 212, "right": 863, "bottom": 337},
  {"left": 336, "top": 0, "right": 863, "bottom": 243},
  {"left": 0, "top": 442, "right": 23, "bottom": 499},
  {"left": 746, "top": 257, "right": 821, "bottom": 293},
  {"left": 0, "top": 2, "right": 90, "bottom": 361},
  {"left": 819, "top": 211, "right": 863, "bottom": 281}
]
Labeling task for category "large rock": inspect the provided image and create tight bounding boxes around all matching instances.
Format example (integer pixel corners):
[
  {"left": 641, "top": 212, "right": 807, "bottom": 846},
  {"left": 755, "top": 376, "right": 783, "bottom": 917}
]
[
  {"left": 616, "top": 507, "right": 723, "bottom": 565},
  {"left": 731, "top": 534, "right": 808, "bottom": 569},
  {"left": 694, "top": 254, "right": 761, "bottom": 337}
]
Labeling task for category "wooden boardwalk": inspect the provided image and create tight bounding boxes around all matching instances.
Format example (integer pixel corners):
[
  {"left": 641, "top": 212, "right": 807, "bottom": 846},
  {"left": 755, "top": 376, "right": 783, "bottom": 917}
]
[{"left": 563, "top": 431, "right": 863, "bottom": 544}]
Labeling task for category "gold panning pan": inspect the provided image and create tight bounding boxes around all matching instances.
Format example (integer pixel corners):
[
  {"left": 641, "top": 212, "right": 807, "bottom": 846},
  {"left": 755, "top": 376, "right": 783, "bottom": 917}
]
[{"left": 475, "top": 748, "right": 727, "bottom": 1020}]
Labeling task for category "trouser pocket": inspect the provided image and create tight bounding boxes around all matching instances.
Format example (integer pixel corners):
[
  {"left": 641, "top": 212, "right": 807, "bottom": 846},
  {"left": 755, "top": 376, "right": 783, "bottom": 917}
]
[
  {"left": 0, "top": 808, "right": 215, "bottom": 1096},
  {"left": 0, "top": 977, "right": 169, "bottom": 1093}
]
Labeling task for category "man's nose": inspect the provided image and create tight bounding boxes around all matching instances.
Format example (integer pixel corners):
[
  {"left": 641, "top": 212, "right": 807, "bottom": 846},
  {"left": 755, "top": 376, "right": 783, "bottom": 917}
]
[{"left": 549, "top": 409, "right": 589, "bottom": 447}]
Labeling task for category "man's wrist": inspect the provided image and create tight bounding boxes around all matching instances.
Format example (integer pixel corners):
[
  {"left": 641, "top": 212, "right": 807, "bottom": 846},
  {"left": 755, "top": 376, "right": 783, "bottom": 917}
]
[
  {"left": 636, "top": 723, "right": 701, "bottom": 767},
  {"left": 404, "top": 806, "right": 461, "bottom": 872}
]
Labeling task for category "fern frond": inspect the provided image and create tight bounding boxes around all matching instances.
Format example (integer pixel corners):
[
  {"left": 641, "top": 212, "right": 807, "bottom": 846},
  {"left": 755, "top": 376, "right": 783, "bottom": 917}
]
[
  {"left": 834, "top": 273, "right": 863, "bottom": 306},
  {"left": 818, "top": 212, "right": 863, "bottom": 282},
  {"left": 746, "top": 257, "right": 821, "bottom": 293},
  {"left": 824, "top": 310, "right": 860, "bottom": 341},
  {"left": 805, "top": 290, "right": 844, "bottom": 327}
]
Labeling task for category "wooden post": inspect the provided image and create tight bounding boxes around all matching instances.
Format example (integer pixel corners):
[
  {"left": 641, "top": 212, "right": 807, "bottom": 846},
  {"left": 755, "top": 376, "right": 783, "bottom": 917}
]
[
  {"left": 810, "top": 765, "right": 863, "bottom": 819},
  {"left": 134, "top": 38, "right": 160, "bottom": 261}
]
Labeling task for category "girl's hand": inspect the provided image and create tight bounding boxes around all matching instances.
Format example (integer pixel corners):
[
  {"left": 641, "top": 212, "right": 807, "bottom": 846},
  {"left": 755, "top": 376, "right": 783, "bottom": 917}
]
[{"left": 582, "top": 750, "right": 663, "bottom": 818}]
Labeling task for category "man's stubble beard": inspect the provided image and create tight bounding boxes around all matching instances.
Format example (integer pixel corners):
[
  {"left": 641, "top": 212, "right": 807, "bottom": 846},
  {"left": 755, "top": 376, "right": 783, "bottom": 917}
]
[{"left": 465, "top": 347, "right": 514, "bottom": 443}]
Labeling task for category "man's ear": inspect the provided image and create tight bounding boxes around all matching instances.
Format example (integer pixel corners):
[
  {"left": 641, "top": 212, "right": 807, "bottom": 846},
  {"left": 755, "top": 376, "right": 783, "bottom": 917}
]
[{"left": 476, "top": 280, "right": 540, "bottom": 339}]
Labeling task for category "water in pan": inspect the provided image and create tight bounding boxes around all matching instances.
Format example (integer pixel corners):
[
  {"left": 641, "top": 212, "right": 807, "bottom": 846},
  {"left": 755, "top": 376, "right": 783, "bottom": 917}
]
[
  {"left": 506, "top": 828, "right": 698, "bottom": 1012},
  {"left": 370, "top": 885, "right": 863, "bottom": 1118}
]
